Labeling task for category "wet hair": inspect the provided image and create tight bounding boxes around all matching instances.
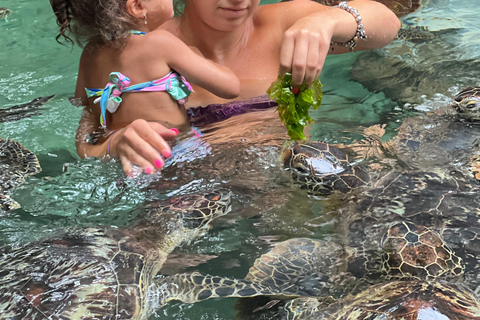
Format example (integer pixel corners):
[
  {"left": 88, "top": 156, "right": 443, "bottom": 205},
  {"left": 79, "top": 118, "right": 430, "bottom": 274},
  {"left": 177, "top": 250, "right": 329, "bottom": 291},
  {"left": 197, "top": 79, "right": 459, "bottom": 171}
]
[{"left": 50, "top": 0, "right": 138, "bottom": 47}]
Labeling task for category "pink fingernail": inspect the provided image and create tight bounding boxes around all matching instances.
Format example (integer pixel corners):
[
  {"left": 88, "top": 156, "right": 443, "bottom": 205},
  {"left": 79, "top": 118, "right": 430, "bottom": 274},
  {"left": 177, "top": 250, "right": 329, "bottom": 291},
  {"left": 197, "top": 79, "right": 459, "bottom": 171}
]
[
  {"left": 171, "top": 128, "right": 179, "bottom": 134},
  {"left": 154, "top": 159, "right": 163, "bottom": 169},
  {"left": 292, "top": 88, "right": 300, "bottom": 95},
  {"left": 162, "top": 149, "right": 171, "bottom": 158},
  {"left": 145, "top": 166, "right": 153, "bottom": 174}
]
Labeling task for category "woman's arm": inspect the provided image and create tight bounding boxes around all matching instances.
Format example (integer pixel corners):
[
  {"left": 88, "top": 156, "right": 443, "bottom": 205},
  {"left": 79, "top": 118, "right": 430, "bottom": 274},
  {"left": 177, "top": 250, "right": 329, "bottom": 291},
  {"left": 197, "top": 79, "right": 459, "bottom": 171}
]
[
  {"left": 149, "top": 30, "right": 241, "bottom": 99},
  {"left": 268, "top": 1, "right": 401, "bottom": 86}
]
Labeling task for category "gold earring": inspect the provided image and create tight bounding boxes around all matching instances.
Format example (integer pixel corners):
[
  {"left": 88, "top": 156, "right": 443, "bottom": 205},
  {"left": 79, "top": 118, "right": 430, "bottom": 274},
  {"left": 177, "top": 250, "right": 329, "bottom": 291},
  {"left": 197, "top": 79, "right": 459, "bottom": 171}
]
[{"left": 143, "top": 14, "right": 147, "bottom": 25}]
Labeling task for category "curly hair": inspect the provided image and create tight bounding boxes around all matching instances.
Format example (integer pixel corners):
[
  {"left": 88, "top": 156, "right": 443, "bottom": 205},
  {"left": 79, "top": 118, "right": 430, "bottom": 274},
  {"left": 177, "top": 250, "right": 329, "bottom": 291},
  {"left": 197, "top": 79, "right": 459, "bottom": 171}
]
[{"left": 50, "top": 0, "right": 138, "bottom": 47}]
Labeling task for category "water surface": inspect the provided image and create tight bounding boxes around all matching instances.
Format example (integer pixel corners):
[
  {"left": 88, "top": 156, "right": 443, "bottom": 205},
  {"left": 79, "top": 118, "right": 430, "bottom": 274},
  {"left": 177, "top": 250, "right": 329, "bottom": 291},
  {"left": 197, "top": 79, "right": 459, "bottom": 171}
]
[{"left": 0, "top": 0, "right": 479, "bottom": 318}]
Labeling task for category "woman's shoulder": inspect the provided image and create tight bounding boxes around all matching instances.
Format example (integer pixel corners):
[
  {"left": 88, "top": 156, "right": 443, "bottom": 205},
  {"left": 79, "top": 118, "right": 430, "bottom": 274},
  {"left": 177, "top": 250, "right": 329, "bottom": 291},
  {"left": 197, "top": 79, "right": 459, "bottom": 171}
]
[{"left": 254, "top": 1, "right": 326, "bottom": 27}]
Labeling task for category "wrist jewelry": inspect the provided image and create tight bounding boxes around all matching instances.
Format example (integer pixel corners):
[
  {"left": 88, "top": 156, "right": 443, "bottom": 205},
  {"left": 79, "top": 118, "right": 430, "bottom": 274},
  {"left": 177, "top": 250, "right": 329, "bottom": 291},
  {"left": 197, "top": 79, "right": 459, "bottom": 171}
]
[{"left": 330, "top": 1, "right": 367, "bottom": 52}]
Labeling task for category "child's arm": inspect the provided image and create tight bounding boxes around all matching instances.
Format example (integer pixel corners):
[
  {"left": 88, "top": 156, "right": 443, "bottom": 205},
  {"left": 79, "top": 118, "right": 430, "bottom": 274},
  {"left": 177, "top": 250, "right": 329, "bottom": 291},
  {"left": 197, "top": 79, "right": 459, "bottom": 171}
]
[
  {"left": 74, "top": 52, "right": 177, "bottom": 173},
  {"left": 149, "top": 30, "right": 241, "bottom": 99}
]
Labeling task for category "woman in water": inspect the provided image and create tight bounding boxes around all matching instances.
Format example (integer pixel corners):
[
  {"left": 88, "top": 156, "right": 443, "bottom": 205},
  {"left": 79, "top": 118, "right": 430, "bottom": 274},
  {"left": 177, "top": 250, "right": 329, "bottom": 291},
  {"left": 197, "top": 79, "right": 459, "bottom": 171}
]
[{"left": 72, "top": 0, "right": 401, "bottom": 174}]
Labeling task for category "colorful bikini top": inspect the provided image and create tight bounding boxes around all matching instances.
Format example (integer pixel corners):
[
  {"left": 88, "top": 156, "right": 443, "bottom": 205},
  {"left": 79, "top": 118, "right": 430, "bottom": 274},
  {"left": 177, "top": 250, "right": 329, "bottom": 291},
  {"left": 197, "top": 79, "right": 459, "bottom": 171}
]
[{"left": 85, "top": 32, "right": 192, "bottom": 128}]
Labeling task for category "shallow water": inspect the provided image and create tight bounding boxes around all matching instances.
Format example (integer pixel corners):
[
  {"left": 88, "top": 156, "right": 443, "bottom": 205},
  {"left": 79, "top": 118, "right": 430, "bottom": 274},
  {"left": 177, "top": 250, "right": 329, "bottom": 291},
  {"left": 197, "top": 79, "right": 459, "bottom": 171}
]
[{"left": 0, "top": 0, "right": 479, "bottom": 318}]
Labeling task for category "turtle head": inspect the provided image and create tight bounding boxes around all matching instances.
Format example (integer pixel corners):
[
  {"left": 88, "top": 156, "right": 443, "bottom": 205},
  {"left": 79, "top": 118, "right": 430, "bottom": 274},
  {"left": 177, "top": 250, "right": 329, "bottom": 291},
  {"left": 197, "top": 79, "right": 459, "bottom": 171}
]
[
  {"left": 177, "top": 189, "right": 232, "bottom": 230},
  {"left": 0, "top": 7, "right": 11, "bottom": 18},
  {"left": 282, "top": 142, "right": 369, "bottom": 194},
  {"left": 453, "top": 86, "right": 480, "bottom": 121},
  {"left": 0, "top": 194, "right": 20, "bottom": 214},
  {"left": 382, "top": 222, "right": 464, "bottom": 281}
]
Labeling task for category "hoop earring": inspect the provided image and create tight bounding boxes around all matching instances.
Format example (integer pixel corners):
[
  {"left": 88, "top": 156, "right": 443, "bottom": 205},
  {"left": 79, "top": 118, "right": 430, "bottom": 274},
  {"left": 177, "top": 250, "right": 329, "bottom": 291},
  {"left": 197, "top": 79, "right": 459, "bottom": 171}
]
[{"left": 143, "top": 14, "right": 147, "bottom": 25}]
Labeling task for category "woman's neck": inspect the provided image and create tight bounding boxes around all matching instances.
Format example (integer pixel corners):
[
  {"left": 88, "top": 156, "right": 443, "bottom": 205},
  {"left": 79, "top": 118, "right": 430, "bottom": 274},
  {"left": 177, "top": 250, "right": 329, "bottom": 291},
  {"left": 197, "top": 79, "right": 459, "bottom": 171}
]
[{"left": 172, "top": 9, "right": 255, "bottom": 63}]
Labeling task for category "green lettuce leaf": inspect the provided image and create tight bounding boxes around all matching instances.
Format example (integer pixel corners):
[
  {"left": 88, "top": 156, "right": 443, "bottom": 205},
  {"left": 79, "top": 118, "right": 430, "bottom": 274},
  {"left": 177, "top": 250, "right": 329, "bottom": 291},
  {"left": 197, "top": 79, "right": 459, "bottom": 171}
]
[{"left": 267, "top": 73, "right": 323, "bottom": 140}]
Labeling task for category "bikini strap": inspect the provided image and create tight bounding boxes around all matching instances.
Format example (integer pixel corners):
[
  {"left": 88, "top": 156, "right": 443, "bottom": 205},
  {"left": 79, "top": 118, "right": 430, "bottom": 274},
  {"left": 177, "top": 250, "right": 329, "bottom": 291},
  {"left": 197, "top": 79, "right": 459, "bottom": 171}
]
[
  {"left": 85, "top": 72, "right": 130, "bottom": 128},
  {"left": 129, "top": 30, "right": 147, "bottom": 36},
  {"left": 85, "top": 71, "right": 193, "bottom": 128}
]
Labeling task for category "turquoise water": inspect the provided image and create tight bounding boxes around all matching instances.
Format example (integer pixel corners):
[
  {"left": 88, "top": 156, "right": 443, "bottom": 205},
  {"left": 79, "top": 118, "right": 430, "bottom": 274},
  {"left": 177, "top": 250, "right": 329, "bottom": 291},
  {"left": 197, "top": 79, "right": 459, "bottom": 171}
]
[{"left": 0, "top": 0, "right": 479, "bottom": 318}]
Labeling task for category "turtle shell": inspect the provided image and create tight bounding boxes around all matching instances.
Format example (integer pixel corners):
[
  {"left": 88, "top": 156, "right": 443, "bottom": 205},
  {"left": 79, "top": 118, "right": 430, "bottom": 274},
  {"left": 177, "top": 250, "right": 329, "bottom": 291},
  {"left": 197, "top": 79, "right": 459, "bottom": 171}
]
[
  {"left": 0, "top": 227, "right": 146, "bottom": 319},
  {"left": 0, "top": 138, "right": 41, "bottom": 212},
  {"left": 381, "top": 222, "right": 464, "bottom": 280},
  {"left": 322, "top": 280, "right": 480, "bottom": 320}
]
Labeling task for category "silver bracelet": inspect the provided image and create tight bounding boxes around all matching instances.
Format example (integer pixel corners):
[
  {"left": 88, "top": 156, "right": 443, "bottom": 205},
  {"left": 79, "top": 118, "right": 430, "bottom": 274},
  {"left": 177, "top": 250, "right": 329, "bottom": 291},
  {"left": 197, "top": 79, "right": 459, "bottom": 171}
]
[{"left": 330, "top": 1, "right": 367, "bottom": 52}]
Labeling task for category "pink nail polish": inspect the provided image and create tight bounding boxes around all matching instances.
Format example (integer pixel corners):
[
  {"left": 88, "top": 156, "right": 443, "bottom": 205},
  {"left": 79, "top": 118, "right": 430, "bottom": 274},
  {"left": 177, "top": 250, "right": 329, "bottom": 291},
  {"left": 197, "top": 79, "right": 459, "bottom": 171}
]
[
  {"left": 171, "top": 128, "right": 179, "bottom": 134},
  {"left": 162, "top": 149, "right": 171, "bottom": 158},
  {"left": 292, "top": 88, "right": 300, "bottom": 95},
  {"left": 145, "top": 166, "right": 153, "bottom": 174},
  {"left": 154, "top": 159, "right": 163, "bottom": 169}
]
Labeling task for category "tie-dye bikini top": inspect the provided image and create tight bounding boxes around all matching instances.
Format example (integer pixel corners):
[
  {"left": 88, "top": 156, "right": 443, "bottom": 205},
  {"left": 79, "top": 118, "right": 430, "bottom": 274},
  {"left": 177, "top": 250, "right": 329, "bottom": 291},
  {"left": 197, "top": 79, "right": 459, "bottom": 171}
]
[{"left": 84, "top": 31, "right": 193, "bottom": 128}]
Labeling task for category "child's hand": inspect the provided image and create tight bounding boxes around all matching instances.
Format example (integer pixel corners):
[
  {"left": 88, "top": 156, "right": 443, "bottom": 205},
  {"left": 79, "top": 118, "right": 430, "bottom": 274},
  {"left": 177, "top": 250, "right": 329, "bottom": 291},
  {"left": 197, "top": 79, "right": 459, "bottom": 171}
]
[{"left": 109, "top": 119, "right": 179, "bottom": 175}]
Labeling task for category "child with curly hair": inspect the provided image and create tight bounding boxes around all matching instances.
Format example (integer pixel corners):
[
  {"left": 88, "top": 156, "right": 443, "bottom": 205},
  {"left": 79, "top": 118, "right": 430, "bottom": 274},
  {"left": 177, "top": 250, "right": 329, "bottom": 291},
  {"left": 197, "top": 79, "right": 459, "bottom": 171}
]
[{"left": 50, "top": 0, "right": 240, "bottom": 173}]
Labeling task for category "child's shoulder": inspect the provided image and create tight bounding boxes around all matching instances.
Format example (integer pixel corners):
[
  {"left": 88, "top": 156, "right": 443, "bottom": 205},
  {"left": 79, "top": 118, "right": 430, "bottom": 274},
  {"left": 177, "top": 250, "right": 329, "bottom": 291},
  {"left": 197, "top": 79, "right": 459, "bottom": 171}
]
[
  {"left": 147, "top": 29, "right": 180, "bottom": 42},
  {"left": 139, "top": 28, "right": 186, "bottom": 50}
]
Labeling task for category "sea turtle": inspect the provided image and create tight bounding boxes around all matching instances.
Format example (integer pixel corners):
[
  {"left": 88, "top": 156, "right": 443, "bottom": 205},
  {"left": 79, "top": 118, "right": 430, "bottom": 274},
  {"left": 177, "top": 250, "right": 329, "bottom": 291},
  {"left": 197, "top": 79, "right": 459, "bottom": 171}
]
[
  {"left": 279, "top": 222, "right": 480, "bottom": 320},
  {"left": 0, "top": 189, "right": 247, "bottom": 319},
  {"left": 0, "top": 7, "right": 11, "bottom": 19},
  {"left": 0, "top": 95, "right": 55, "bottom": 212},
  {"left": 1, "top": 188, "right": 338, "bottom": 319},
  {"left": 229, "top": 169, "right": 480, "bottom": 319},
  {"left": 218, "top": 220, "right": 479, "bottom": 319}
]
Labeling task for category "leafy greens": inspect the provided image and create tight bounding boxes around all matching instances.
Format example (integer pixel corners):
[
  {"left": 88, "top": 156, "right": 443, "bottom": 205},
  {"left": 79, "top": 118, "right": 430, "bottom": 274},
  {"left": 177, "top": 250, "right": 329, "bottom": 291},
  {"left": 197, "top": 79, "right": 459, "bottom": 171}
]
[{"left": 267, "top": 73, "right": 323, "bottom": 140}]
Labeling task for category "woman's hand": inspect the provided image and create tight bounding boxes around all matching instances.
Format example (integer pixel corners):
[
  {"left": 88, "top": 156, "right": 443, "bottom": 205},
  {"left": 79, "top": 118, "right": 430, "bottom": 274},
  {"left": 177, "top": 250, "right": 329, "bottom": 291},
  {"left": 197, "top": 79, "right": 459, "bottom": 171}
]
[
  {"left": 277, "top": 1, "right": 400, "bottom": 87},
  {"left": 108, "top": 119, "right": 179, "bottom": 175},
  {"left": 279, "top": 13, "right": 334, "bottom": 87}
]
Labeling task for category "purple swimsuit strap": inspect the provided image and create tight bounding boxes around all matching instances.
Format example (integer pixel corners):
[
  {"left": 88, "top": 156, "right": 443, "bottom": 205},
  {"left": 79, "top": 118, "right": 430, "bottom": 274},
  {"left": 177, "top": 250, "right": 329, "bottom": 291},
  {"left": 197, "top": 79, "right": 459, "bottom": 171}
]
[{"left": 187, "top": 95, "right": 278, "bottom": 127}]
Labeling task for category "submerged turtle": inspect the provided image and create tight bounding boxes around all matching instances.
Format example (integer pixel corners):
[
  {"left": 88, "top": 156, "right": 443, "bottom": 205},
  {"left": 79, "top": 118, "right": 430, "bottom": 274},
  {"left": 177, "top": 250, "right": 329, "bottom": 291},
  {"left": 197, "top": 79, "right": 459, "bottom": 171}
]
[
  {"left": 0, "top": 95, "right": 55, "bottom": 212},
  {"left": 281, "top": 224, "right": 480, "bottom": 320},
  {"left": 0, "top": 190, "right": 240, "bottom": 319},
  {"left": 201, "top": 221, "right": 478, "bottom": 319},
  {"left": 0, "top": 7, "right": 11, "bottom": 19},
  {"left": 230, "top": 170, "right": 480, "bottom": 319}
]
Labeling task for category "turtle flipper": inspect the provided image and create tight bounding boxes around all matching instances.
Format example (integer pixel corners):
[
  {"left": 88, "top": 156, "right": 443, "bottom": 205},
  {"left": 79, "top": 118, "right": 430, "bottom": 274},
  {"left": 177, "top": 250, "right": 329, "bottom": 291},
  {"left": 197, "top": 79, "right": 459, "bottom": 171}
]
[
  {"left": 147, "top": 239, "right": 342, "bottom": 315},
  {"left": 147, "top": 271, "right": 291, "bottom": 310},
  {"left": 0, "top": 95, "right": 55, "bottom": 122}
]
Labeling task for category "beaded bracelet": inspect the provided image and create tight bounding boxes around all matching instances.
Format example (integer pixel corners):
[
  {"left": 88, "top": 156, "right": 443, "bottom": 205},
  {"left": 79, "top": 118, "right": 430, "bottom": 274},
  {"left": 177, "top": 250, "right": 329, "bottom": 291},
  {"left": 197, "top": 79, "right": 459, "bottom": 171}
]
[{"left": 330, "top": 1, "right": 367, "bottom": 52}]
